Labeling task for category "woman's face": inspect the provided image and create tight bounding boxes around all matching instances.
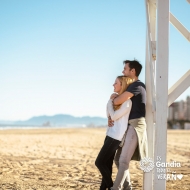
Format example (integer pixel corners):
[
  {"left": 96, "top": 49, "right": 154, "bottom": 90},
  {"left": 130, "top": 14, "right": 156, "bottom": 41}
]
[{"left": 113, "top": 78, "right": 122, "bottom": 93}]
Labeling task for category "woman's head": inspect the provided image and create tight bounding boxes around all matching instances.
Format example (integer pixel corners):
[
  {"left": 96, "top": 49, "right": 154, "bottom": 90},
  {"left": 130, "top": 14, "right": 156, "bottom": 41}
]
[
  {"left": 113, "top": 75, "right": 134, "bottom": 95},
  {"left": 113, "top": 76, "right": 134, "bottom": 111}
]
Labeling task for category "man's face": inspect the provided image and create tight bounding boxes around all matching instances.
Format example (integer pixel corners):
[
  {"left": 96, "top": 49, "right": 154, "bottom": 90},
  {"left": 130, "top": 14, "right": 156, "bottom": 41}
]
[{"left": 122, "top": 63, "right": 133, "bottom": 77}]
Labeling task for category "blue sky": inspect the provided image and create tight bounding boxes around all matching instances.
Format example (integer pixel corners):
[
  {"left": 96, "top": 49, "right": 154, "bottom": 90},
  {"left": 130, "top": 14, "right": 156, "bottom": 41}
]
[{"left": 0, "top": 0, "right": 190, "bottom": 120}]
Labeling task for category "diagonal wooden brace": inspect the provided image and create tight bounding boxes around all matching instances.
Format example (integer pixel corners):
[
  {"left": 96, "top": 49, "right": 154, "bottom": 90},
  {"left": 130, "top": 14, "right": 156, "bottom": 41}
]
[
  {"left": 170, "top": 12, "right": 190, "bottom": 42},
  {"left": 168, "top": 70, "right": 190, "bottom": 106}
]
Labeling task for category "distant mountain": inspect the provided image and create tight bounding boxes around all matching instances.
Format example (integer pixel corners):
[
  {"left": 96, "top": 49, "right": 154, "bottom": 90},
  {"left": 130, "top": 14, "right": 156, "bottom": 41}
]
[
  {"left": 0, "top": 114, "right": 107, "bottom": 126},
  {"left": 0, "top": 120, "right": 15, "bottom": 125}
]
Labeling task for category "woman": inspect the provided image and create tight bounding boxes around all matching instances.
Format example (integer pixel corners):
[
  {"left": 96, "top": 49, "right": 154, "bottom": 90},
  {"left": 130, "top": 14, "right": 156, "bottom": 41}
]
[{"left": 95, "top": 76, "right": 134, "bottom": 190}]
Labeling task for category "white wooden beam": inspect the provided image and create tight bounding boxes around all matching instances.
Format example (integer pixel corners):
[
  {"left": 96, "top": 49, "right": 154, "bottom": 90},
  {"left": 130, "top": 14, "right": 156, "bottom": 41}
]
[
  {"left": 170, "top": 12, "right": 190, "bottom": 42},
  {"left": 150, "top": 0, "right": 157, "bottom": 4},
  {"left": 144, "top": 35, "right": 155, "bottom": 190},
  {"left": 145, "top": 0, "right": 156, "bottom": 113},
  {"left": 144, "top": 1, "right": 156, "bottom": 189},
  {"left": 149, "top": 0, "right": 156, "bottom": 41},
  {"left": 154, "top": 0, "right": 169, "bottom": 190},
  {"left": 168, "top": 70, "right": 190, "bottom": 106},
  {"left": 151, "top": 41, "right": 156, "bottom": 60},
  {"left": 148, "top": 0, "right": 157, "bottom": 118}
]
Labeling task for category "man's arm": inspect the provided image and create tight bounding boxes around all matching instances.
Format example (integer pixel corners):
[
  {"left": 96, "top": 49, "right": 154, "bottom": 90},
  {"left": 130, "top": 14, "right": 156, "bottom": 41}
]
[
  {"left": 107, "top": 99, "right": 131, "bottom": 121},
  {"left": 113, "top": 91, "right": 134, "bottom": 105}
]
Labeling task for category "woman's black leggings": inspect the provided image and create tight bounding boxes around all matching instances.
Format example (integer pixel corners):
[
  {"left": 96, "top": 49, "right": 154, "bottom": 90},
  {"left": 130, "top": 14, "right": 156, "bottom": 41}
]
[{"left": 95, "top": 136, "right": 121, "bottom": 190}]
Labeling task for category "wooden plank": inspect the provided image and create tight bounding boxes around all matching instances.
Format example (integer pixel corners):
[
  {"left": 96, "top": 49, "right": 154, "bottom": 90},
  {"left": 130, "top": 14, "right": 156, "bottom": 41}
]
[
  {"left": 144, "top": 1, "right": 156, "bottom": 189},
  {"left": 145, "top": 0, "right": 156, "bottom": 113},
  {"left": 170, "top": 13, "right": 190, "bottom": 42},
  {"left": 168, "top": 70, "right": 190, "bottom": 106},
  {"left": 144, "top": 34, "right": 155, "bottom": 190},
  {"left": 154, "top": 0, "right": 169, "bottom": 190}
]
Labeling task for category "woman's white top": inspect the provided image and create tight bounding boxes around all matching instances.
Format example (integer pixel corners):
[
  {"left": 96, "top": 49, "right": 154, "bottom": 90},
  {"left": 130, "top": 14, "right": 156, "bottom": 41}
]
[{"left": 106, "top": 99, "right": 132, "bottom": 141}]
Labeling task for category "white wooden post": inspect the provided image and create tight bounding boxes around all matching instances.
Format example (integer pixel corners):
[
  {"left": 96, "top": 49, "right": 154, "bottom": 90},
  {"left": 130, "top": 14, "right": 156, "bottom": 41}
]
[
  {"left": 145, "top": 0, "right": 157, "bottom": 113},
  {"left": 144, "top": 35, "right": 155, "bottom": 190},
  {"left": 144, "top": 0, "right": 156, "bottom": 189},
  {"left": 154, "top": 1, "right": 169, "bottom": 190}
]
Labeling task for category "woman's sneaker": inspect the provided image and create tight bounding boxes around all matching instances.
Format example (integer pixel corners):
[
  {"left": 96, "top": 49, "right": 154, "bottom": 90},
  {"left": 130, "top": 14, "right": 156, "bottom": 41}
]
[{"left": 124, "top": 185, "right": 132, "bottom": 190}]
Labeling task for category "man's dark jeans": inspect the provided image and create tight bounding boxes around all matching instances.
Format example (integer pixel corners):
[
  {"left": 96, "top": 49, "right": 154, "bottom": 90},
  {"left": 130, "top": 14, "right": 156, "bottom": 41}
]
[{"left": 95, "top": 136, "right": 121, "bottom": 190}]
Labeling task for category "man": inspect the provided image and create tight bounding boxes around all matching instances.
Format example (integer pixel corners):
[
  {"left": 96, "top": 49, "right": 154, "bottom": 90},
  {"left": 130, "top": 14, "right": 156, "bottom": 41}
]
[
  {"left": 110, "top": 59, "right": 144, "bottom": 108},
  {"left": 109, "top": 59, "right": 148, "bottom": 190}
]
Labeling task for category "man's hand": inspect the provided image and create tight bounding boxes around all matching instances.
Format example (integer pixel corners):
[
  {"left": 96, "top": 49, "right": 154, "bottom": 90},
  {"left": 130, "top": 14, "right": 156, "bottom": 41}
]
[
  {"left": 108, "top": 116, "right": 114, "bottom": 127},
  {"left": 110, "top": 93, "right": 118, "bottom": 100}
]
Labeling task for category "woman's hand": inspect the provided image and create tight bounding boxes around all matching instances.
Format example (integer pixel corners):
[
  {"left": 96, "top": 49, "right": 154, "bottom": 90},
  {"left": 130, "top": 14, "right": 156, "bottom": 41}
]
[{"left": 110, "top": 93, "right": 118, "bottom": 100}]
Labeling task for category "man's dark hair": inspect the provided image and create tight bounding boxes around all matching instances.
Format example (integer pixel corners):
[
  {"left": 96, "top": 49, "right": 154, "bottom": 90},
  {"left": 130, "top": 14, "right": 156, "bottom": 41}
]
[{"left": 123, "top": 59, "right": 142, "bottom": 77}]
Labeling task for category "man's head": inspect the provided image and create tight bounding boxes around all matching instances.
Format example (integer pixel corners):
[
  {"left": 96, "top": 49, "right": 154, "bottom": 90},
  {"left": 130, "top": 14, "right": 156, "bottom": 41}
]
[{"left": 122, "top": 59, "right": 142, "bottom": 79}]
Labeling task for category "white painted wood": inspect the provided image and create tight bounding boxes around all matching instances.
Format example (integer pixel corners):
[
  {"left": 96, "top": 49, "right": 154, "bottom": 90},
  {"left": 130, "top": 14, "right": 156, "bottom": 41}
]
[
  {"left": 144, "top": 1, "right": 156, "bottom": 189},
  {"left": 154, "top": 1, "right": 169, "bottom": 190},
  {"left": 143, "top": 0, "right": 189, "bottom": 189},
  {"left": 151, "top": 41, "right": 156, "bottom": 60},
  {"left": 149, "top": 0, "right": 157, "bottom": 118},
  {"left": 144, "top": 35, "right": 155, "bottom": 190},
  {"left": 144, "top": 0, "right": 156, "bottom": 113},
  {"left": 149, "top": 0, "right": 156, "bottom": 40},
  {"left": 168, "top": 70, "right": 190, "bottom": 106},
  {"left": 170, "top": 13, "right": 190, "bottom": 42}
]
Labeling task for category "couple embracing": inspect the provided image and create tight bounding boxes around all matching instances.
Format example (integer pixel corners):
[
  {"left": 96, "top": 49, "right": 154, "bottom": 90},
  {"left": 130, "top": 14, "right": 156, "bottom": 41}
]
[{"left": 95, "top": 59, "right": 148, "bottom": 190}]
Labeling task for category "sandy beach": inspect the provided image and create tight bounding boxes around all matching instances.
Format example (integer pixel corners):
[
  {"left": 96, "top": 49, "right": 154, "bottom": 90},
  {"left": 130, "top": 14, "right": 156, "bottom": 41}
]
[{"left": 0, "top": 128, "right": 189, "bottom": 190}]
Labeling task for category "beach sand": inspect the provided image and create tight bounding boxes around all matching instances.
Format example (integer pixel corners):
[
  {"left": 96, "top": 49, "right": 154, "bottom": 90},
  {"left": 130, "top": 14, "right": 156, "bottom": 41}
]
[{"left": 0, "top": 128, "right": 189, "bottom": 190}]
